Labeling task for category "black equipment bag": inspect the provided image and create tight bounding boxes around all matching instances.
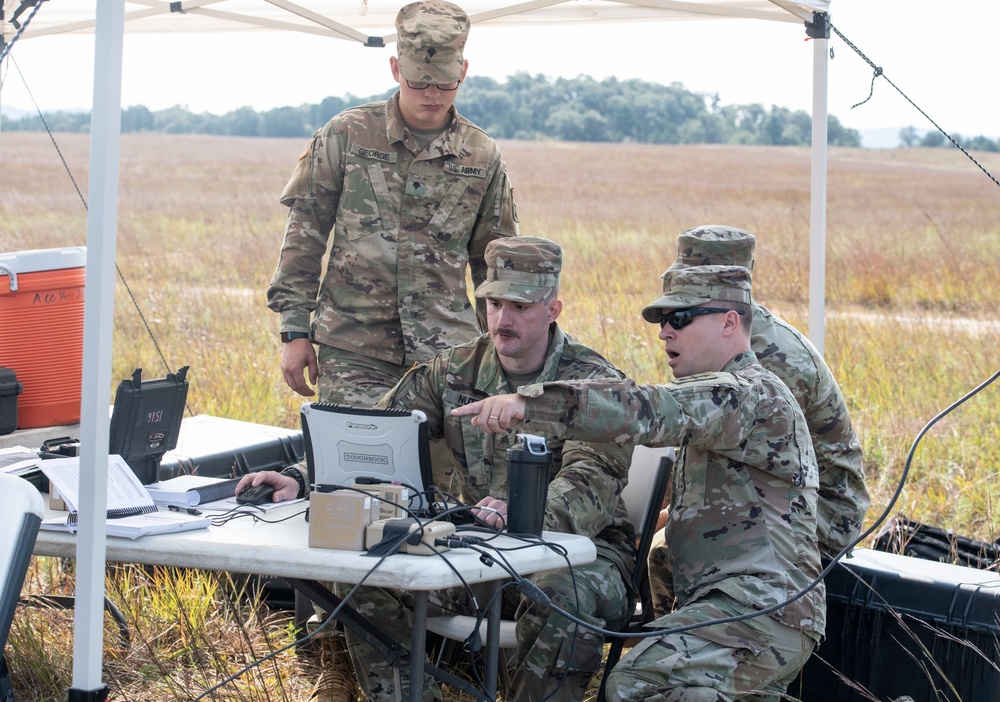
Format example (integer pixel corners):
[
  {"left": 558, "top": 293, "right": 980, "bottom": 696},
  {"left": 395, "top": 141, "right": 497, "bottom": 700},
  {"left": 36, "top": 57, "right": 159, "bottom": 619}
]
[{"left": 872, "top": 515, "right": 1000, "bottom": 571}]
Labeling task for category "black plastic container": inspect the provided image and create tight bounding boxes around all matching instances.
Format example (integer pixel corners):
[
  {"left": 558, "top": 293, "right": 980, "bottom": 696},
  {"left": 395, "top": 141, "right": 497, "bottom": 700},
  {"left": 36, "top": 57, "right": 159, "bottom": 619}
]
[
  {"left": 157, "top": 414, "right": 304, "bottom": 480},
  {"left": 108, "top": 367, "right": 189, "bottom": 484},
  {"left": 0, "top": 366, "right": 22, "bottom": 435},
  {"left": 505, "top": 434, "right": 552, "bottom": 537},
  {"left": 793, "top": 548, "right": 1000, "bottom": 702}
]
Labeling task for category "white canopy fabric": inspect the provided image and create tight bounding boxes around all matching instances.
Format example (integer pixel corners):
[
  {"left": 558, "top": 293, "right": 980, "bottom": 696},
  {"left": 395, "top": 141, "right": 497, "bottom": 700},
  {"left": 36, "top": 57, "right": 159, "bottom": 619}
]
[
  {"left": 3, "top": 0, "right": 831, "bottom": 696},
  {"left": 8, "top": 1, "right": 829, "bottom": 42}
]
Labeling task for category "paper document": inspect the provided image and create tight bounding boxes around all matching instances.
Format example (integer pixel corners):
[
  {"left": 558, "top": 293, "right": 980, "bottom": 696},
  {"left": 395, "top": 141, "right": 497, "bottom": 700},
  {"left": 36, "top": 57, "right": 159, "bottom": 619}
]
[{"left": 40, "top": 454, "right": 157, "bottom": 524}]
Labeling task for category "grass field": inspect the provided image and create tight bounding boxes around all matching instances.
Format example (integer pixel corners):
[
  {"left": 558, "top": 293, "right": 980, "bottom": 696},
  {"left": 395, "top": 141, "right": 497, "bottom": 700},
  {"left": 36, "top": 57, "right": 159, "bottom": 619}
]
[{"left": 3, "top": 132, "right": 999, "bottom": 700}]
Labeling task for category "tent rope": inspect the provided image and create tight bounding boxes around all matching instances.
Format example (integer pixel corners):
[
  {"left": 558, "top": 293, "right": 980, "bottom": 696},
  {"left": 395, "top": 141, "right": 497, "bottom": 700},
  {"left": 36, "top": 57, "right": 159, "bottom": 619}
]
[
  {"left": 831, "top": 20, "right": 1000, "bottom": 190},
  {"left": 3, "top": 38, "right": 191, "bottom": 415},
  {"left": 0, "top": 0, "right": 45, "bottom": 63}
]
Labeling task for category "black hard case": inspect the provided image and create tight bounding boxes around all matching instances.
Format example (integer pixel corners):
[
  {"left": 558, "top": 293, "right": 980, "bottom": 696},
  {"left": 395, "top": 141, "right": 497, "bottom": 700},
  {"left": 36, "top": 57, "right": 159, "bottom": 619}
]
[
  {"left": 0, "top": 367, "right": 22, "bottom": 435},
  {"left": 108, "top": 367, "right": 188, "bottom": 484},
  {"left": 794, "top": 548, "right": 1000, "bottom": 702},
  {"left": 157, "top": 415, "right": 304, "bottom": 480}
]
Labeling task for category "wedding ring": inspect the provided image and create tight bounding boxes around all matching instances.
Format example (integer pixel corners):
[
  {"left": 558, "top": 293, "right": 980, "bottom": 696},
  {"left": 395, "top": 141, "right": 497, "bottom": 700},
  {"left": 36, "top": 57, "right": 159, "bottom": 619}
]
[{"left": 490, "top": 415, "right": 499, "bottom": 419}]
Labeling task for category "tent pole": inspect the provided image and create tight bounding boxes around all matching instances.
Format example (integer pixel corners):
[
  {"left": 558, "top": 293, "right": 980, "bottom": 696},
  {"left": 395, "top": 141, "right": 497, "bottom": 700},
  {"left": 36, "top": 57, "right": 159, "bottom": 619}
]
[
  {"left": 807, "top": 11, "right": 830, "bottom": 355},
  {"left": 70, "top": 0, "right": 124, "bottom": 699}
]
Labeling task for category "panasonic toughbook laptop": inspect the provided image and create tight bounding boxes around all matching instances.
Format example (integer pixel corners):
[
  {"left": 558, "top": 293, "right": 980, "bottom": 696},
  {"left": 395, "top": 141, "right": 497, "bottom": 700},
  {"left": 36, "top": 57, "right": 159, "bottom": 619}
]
[{"left": 300, "top": 402, "right": 433, "bottom": 511}]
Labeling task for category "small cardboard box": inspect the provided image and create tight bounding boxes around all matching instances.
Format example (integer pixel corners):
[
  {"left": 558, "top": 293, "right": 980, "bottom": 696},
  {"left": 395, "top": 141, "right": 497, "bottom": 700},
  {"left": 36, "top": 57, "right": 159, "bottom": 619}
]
[
  {"left": 308, "top": 490, "right": 376, "bottom": 551},
  {"left": 352, "top": 482, "right": 409, "bottom": 521}
]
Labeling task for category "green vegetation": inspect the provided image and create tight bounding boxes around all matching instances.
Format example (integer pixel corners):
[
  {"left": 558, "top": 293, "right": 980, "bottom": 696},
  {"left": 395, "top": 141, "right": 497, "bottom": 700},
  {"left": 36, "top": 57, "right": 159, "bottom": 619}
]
[
  {"left": 0, "top": 73, "right": 861, "bottom": 147},
  {"left": 3, "top": 133, "right": 999, "bottom": 700}
]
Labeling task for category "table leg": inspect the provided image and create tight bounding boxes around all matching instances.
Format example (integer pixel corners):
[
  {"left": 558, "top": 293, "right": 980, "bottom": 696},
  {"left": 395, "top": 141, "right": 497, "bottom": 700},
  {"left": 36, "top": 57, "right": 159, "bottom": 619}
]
[
  {"left": 484, "top": 581, "right": 502, "bottom": 699},
  {"left": 410, "top": 591, "right": 428, "bottom": 702}
]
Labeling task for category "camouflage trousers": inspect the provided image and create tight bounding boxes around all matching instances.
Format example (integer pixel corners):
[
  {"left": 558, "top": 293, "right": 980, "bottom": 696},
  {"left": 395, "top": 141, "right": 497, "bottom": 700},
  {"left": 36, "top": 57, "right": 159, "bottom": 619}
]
[
  {"left": 605, "top": 591, "right": 817, "bottom": 702},
  {"left": 335, "top": 557, "right": 630, "bottom": 702},
  {"left": 316, "top": 344, "right": 413, "bottom": 406},
  {"left": 647, "top": 526, "right": 675, "bottom": 619}
]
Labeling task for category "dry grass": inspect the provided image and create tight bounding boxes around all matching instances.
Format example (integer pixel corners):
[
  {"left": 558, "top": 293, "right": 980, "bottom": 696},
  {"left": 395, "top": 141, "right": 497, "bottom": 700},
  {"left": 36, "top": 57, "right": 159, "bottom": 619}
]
[{"left": 3, "top": 132, "right": 1000, "bottom": 699}]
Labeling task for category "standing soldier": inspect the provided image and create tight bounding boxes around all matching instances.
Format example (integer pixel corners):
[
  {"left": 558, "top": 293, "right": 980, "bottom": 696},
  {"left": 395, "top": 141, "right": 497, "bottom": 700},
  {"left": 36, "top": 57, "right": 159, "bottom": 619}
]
[{"left": 264, "top": 2, "right": 518, "bottom": 699}]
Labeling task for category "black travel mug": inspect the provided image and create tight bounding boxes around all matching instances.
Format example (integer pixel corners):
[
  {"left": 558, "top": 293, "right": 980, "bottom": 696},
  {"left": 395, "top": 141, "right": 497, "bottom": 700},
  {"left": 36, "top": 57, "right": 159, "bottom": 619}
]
[{"left": 505, "top": 434, "right": 552, "bottom": 537}]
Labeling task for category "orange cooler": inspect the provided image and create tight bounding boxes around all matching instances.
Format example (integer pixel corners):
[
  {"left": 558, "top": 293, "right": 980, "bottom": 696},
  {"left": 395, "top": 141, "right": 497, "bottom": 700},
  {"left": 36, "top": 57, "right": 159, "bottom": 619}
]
[{"left": 0, "top": 246, "right": 86, "bottom": 428}]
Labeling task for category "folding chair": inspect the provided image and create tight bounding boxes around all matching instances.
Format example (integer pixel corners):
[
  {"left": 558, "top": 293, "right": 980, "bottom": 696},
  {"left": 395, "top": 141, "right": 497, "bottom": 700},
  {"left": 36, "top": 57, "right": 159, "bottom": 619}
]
[
  {"left": 0, "top": 474, "right": 45, "bottom": 702},
  {"left": 424, "top": 446, "right": 674, "bottom": 700}
]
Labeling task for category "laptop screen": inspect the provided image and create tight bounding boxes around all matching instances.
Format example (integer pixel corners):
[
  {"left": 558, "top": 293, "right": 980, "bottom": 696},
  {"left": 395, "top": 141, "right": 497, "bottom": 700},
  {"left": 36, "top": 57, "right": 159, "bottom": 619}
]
[{"left": 300, "top": 402, "right": 433, "bottom": 509}]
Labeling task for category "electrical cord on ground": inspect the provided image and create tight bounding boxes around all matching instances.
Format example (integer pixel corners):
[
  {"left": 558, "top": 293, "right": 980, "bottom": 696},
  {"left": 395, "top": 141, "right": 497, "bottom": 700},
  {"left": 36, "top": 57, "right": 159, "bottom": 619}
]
[{"left": 829, "top": 17, "right": 1000, "bottom": 190}]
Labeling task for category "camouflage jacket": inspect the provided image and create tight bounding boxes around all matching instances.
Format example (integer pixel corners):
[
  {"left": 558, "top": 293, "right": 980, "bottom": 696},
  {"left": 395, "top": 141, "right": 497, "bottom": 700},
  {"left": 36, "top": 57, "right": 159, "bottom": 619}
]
[
  {"left": 375, "top": 324, "right": 638, "bottom": 588},
  {"left": 751, "top": 303, "right": 868, "bottom": 557},
  {"left": 518, "top": 352, "right": 826, "bottom": 638},
  {"left": 266, "top": 92, "right": 519, "bottom": 365}
]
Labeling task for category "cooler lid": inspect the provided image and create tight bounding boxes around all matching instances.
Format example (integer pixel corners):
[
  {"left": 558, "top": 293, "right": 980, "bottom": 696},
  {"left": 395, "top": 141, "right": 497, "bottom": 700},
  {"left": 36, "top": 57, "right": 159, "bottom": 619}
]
[{"left": 0, "top": 246, "right": 87, "bottom": 274}]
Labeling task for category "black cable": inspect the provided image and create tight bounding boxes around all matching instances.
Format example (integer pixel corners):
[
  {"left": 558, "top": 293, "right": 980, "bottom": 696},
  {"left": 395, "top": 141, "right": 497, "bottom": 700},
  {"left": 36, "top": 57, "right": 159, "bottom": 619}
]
[{"left": 190, "top": 539, "right": 400, "bottom": 702}]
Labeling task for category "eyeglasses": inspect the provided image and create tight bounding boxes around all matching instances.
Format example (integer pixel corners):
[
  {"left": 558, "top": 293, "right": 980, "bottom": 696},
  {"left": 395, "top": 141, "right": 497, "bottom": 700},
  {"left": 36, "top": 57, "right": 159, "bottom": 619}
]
[
  {"left": 405, "top": 80, "right": 461, "bottom": 91},
  {"left": 657, "top": 307, "right": 745, "bottom": 330}
]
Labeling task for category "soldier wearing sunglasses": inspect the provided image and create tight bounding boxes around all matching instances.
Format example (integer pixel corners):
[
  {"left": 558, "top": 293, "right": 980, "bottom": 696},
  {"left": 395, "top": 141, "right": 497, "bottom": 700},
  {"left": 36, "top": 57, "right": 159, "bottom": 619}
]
[
  {"left": 645, "top": 225, "right": 868, "bottom": 623},
  {"left": 453, "top": 264, "right": 825, "bottom": 701}
]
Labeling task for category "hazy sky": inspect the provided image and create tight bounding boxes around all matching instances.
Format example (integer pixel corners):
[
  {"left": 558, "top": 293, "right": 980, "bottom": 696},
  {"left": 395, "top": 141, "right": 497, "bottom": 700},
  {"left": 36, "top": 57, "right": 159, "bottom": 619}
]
[{"left": 2, "top": 0, "right": 998, "bottom": 139}]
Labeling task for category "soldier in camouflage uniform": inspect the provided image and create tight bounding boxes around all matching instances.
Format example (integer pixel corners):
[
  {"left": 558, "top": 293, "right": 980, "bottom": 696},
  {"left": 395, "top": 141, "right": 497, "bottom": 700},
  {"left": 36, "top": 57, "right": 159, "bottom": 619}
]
[
  {"left": 267, "top": 0, "right": 519, "bottom": 407},
  {"left": 243, "top": 237, "right": 637, "bottom": 701},
  {"left": 454, "top": 264, "right": 825, "bottom": 701},
  {"left": 646, "top": 225, "right": 868, "bottom": 615},
  {"left": 264, "top": 2, "right": 517, "bottom": 699},
  {"left": 345, "top": 236, "right": 636, "bottom": 702}
]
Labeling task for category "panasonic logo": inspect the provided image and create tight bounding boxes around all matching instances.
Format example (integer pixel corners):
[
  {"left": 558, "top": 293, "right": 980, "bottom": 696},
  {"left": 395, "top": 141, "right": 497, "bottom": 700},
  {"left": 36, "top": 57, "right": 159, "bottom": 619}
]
[
  {"left": 344, "top": 453, "right": 389, "bottom": 465},
  {"left": 347, "top": 421, "right": 378, "bottom": 430}
]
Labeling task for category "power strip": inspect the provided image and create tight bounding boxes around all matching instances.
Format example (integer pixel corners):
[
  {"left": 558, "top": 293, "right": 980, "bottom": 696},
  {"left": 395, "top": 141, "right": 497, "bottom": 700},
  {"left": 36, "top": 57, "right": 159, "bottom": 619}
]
[{"left": 365, "top": 518, "right": 456, "bottom": 556}]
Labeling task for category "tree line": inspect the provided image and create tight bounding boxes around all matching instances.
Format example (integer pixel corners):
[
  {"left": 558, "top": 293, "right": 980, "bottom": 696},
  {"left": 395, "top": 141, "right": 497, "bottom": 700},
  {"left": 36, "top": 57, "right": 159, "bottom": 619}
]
[{"left": 3, "top": 72, "right": 996, "bottom": 150}]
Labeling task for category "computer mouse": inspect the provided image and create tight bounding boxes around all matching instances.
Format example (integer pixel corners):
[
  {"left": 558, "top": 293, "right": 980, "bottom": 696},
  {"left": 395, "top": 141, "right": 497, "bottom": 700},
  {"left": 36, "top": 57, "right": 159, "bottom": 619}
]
[{"left": 237, "top": 483, "right": 277, "bottom": 505}]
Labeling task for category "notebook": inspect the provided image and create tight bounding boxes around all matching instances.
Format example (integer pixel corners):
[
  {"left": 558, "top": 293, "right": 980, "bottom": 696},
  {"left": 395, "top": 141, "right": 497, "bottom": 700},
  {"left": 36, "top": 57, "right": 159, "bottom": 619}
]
[
  {"left": 300, "top": 402, "right": 433, "bottom": 512},
  {"left": 104, "top": 510, "right": 211, "bottom": 539},
  {"left": 40, "top": 454, "right": 158, "bottom": 526},
  {"left": 144, "top": 475, "right": 242, "bottom": 506}
]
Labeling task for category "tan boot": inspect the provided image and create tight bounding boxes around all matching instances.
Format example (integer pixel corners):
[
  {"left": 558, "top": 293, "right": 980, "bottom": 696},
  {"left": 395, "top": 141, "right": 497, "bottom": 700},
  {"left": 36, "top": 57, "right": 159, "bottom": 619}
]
[{"left": 309, "top": 634, "right": 359, "bottom": 702}]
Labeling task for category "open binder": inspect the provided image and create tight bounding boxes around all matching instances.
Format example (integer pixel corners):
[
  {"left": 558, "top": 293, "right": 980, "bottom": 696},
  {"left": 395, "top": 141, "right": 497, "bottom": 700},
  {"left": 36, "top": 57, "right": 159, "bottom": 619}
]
[{"left": 40, "top": 454, "right": 158, "bottom": 526}]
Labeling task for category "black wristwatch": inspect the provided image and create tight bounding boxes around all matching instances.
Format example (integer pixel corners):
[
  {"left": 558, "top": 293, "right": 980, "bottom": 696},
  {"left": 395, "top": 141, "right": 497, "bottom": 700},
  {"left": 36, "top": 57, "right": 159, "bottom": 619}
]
[
  {"left": 280, "top": 466, "right": 307, "bottom": 499},
  {"left": 280, "top": 331, "right": 310, "bottom": 343}
]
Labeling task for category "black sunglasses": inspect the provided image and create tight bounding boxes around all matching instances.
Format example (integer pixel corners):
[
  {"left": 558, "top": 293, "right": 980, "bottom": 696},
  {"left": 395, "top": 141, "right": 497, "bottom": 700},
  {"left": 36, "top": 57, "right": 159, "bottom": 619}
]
[{"left": 658, "top": 307, "right": 745, "bottom": 330}]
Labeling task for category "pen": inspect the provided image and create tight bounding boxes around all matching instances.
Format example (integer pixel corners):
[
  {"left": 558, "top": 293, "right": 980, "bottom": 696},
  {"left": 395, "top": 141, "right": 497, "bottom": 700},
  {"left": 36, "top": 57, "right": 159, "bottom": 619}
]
[{"left": 167, "top": 505, "right": 202, "bottom": 516}]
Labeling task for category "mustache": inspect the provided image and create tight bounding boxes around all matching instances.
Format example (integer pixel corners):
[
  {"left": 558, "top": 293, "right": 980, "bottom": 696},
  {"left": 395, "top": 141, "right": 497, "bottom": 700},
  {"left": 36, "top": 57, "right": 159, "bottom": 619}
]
[{"left": 493, "top": 327, "right": 519, "bottom": 338}]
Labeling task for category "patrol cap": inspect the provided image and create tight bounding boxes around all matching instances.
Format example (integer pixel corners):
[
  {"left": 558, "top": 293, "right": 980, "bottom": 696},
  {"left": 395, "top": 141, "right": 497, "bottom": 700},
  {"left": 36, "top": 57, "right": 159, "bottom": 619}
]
[
  {"left": 475, "top": 237, "right": 561, "bottom": 303},
  {"left": 395, "top": 0, "right": 470, "bottom": 84},
  {"left": 641, "top": 265, "right": 752, "bottom": 323},
  {"left": 668, "top": 225, "right": 756, "bottom": 271}
]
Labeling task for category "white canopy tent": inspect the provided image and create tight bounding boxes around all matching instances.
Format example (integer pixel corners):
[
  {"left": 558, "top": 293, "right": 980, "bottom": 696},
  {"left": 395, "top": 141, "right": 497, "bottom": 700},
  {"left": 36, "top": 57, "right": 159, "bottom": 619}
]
[{"left": 3, "top": 0, "right": 831, "bottom": 696}]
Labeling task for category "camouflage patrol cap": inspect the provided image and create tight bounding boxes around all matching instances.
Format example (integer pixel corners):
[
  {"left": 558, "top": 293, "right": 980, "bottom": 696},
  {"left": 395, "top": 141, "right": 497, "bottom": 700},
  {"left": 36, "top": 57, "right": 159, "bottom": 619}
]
[
  {"left": 668, "top": 225, "right": 756, "bottom": 271},
  {"left": 475, "top": 237, "right": 561, "bottom": 303},
  {"left": 641, "top": 265, "right": 752, "bottom": 323},
  {"left": 395, "top": 0, "right": 470, "bottom": 84}
]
